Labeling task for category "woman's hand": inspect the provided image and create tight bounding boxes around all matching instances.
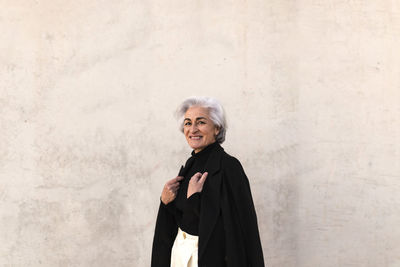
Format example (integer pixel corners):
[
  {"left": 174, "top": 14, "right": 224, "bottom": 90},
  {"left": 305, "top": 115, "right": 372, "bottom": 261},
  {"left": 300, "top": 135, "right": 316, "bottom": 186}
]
[
  {"left": 161, "top": 176, "right": 184, "bottom": 205},
  {"left": 187, "top": 172, "right": 208, "bottom": 198}
]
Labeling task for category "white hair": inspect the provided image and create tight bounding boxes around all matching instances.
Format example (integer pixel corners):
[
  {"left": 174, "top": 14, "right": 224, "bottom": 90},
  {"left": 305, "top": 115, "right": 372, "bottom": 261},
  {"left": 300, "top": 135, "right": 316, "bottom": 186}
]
[{"left": 175, "top": 96, "right": 227, "bottom": 144}]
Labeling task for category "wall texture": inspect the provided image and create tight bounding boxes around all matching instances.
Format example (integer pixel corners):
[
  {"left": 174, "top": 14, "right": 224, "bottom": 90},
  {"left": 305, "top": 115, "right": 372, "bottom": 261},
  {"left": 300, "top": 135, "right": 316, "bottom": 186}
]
[{"left": 1, "top": 1, "right": 399, "bottom": 266}]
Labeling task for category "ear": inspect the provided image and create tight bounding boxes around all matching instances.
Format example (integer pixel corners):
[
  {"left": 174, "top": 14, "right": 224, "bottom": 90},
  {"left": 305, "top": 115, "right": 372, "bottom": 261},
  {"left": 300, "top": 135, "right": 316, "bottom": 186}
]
[{"left": 214, "top": 126, "right": 220, "bottom": 136}]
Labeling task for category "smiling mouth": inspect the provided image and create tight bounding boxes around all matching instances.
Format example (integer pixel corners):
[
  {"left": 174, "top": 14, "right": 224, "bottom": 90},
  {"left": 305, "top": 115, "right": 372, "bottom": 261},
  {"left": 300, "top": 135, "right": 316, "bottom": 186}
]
[{"left": 190, "top": 136, "right": 202, "bottom": 140}]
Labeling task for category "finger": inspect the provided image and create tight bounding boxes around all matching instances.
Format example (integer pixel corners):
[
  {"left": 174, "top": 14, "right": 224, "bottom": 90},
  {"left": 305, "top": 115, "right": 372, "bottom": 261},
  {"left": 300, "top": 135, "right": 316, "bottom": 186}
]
[
  {"left": 172, "top": 181, "right": 181, "bottom": 188},
  {"left": 199, "top": 172, "right": 208, "bottom": 184},
  {"left": 191, "top": 172, "right": 202, "bottom": 181},
  {"left": 170, "top": 182, "right": 181, "bottom": 188},
  {"left": 176, "top": 176, "right": 184, "bottom": 181},
  {"left": 167, "top": 176, "right": 183, "bottom": 184},
  {"left": 166, "top": 183, "right": 177, "bottom": 191},
  {"left": 172, "top": 176, "right": 184, "bottom": 183}
]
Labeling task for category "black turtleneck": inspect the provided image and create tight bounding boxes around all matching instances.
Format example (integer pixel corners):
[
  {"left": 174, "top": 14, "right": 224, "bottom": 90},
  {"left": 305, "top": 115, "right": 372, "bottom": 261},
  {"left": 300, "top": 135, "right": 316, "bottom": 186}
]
[{"left": 164, "top": 141, "right": 219, "bottom": 236}]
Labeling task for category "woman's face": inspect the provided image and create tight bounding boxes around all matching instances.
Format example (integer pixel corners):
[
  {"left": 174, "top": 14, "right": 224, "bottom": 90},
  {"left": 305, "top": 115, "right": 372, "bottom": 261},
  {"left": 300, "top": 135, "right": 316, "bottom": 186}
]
[{"left": 183, "top": 106, "right": 220, "bottom": 153}]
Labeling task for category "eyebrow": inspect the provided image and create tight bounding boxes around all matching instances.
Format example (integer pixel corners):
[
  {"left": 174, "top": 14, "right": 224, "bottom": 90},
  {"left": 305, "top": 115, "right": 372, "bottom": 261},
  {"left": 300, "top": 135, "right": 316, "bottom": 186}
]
[{"left": 184, "top": 117, "right": 208, "bottom": 121}]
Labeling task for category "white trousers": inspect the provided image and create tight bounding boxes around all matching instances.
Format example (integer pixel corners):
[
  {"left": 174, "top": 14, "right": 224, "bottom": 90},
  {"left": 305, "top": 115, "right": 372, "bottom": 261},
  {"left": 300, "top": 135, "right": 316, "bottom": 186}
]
[{"left": 170, "top": 228, "right": 199, "bottom": 267}]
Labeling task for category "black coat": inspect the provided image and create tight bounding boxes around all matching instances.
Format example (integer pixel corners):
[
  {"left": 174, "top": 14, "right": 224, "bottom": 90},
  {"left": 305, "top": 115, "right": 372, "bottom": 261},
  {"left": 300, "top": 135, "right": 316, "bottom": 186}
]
[{"left": 151, "top": 144, "right": 265, "bottom": 267}]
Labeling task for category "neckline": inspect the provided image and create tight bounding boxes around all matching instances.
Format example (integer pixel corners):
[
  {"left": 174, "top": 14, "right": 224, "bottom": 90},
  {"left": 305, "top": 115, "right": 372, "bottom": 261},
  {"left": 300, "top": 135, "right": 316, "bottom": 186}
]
[{"left": 191, "top": 141, "right": 219, "bottom": 158}]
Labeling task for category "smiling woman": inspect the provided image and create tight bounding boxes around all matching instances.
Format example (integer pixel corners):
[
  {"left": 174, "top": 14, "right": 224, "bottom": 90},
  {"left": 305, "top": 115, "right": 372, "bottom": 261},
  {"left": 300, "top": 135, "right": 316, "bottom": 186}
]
[
  {"left": 151, "top": 96, "right": 264, "bottom": 267},
  {"left": 183, "top": 106, "right": 220, "bottom": 153}
]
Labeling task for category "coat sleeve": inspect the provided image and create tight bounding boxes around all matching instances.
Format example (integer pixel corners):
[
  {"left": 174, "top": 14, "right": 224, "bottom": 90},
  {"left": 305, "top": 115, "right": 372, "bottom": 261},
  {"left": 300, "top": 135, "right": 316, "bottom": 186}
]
[
  {"left": 223, "top": 156, "right": 265, "bottom": 267},
  {"left": 151, "top": 200, "right": 178, "bottom": 267},
  {"left": 161, "top": 197, "right": 178, "bottom": 216}
]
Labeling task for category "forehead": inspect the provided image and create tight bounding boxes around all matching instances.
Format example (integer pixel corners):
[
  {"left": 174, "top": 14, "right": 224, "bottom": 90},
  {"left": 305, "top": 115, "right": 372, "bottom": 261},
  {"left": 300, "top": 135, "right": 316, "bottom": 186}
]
[{"left": 184, "top": 106, "right": 210, "bottom": 119}]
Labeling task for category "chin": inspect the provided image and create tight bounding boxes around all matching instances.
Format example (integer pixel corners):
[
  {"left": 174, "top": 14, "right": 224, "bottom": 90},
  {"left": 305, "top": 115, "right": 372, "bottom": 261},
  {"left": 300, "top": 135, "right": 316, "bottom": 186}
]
[
  {"left": 188, "top": 142, "right": 204, "bottom": 151},
  {"left": 190, "top": 144, "right": 203, "bottom": 151}
]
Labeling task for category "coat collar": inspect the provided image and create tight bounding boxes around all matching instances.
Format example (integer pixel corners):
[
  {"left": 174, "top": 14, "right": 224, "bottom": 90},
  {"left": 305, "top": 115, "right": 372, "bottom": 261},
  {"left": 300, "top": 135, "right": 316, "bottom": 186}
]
[
  {"left": 202, "top": 142, "right": 224, "bottom": 175},
  {"left": 198, "top": 143, "right": 224, "bottom": 260},
  {"left": 178, "top": 142, "right": 221, "bottom": 177}
]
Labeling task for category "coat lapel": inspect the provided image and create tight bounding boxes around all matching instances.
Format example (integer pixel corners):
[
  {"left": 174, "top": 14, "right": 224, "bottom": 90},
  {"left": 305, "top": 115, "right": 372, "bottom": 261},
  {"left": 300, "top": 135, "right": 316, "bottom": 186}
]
[
  {"left": 179, "top": 156, "right": 195, "bottom": 177},
  {"left": 198, "top": 144, "right": 224, "bottom": 260}
]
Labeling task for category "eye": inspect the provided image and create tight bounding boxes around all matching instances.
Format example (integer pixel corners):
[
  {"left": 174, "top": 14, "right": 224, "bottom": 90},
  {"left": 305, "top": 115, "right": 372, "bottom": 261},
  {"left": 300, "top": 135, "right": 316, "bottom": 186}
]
[
  {"left": 184, "top": 121, "right": 191, "bottom": 126},
  {"left": 198, "top": 121, "right": 206, "bottom": 124}
]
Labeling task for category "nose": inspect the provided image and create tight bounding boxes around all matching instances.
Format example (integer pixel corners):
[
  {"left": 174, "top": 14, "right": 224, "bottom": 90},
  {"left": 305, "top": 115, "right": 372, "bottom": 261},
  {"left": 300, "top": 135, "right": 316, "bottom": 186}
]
[{"left": 190, "top": 123, "right": 199, "bottom": 133}]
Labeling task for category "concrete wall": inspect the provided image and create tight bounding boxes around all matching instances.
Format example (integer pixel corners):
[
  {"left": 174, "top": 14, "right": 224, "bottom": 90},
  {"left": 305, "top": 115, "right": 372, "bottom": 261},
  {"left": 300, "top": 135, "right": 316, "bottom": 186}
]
[{"left": 1, "top": 1, "right": 399, "bottom": 266}]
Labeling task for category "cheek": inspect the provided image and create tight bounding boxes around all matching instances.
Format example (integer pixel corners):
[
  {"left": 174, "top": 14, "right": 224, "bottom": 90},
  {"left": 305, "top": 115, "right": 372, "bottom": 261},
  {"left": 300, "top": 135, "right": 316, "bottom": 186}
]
[{"left": 207, "top": 127, "right": 216, "bottom": 139}]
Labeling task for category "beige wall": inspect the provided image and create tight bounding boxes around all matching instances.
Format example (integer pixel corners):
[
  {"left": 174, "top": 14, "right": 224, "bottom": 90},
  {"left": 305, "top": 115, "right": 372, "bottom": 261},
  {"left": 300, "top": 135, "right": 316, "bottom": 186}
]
[{"left": 1, "top": 1, "right": 399, "bottom": 266}]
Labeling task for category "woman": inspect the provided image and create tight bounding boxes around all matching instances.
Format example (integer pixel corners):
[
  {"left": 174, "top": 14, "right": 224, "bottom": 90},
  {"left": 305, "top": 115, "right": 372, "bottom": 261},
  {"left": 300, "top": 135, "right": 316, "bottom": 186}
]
[{"left": 152, "top": 97, "right": 264, "bottom": 267}]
